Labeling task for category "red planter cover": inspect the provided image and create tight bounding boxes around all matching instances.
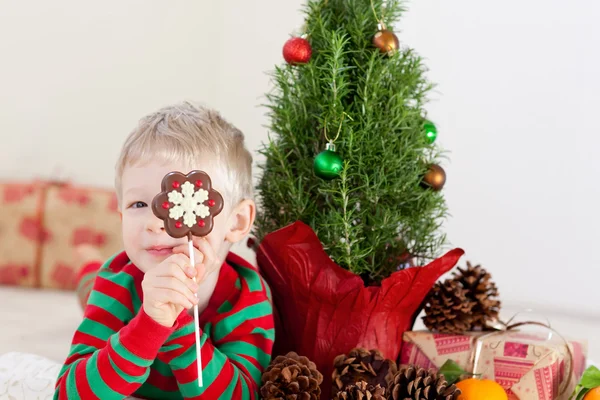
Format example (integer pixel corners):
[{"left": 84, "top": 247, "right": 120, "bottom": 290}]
[{"left": 256, "top": 221, "right": 464, "bottom": 399}]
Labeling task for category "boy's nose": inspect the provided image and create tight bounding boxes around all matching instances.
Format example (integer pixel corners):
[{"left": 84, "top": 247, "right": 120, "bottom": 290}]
[{"left": 146, "top": 216, "right": 165, "bottom": 233}]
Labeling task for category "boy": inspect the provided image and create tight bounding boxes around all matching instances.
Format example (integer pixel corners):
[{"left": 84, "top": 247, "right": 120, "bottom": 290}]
[{"left": 55, "top": 102, "right": 274, "bottom": 399}]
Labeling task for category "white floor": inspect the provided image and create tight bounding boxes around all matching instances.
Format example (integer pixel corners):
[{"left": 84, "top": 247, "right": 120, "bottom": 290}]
[
  {"left": 0, "top": 286, "right": 598, "bottom": 366},
  {"left": 0, "top": 287, "right": 82, "bottom": 363}
]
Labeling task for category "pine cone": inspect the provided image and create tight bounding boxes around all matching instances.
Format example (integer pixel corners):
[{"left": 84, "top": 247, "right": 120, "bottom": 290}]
[
  {"left": 260, "top": 351, "right": 323, "bottom": 400},
  {"left": 332, "top": 348, "right": 397, "bottom": 396},
  {"left": 333, "top": 381, "right": 386, "bottom": 400},
  {"left": 388, "top": 365, "right": 461, "bottom": 400},
  {"left": 422, "top": 279, "right": 475, "bottom": 334},
  {"left": 453, "top": 261, "right": 501, "bottom": 329}
]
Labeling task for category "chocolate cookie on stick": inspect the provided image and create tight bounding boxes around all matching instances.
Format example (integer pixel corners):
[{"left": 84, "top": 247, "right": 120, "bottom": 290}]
[{"left": 152, "top": 170, "right": 224, "bottom": 239}]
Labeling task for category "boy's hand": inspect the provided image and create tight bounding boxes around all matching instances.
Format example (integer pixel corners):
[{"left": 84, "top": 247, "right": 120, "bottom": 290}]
[
  {"left": 142, "top": 254, "right": 199, "bottom": 327},
  {"left": 172, "top": 238, "right": 220, "bottom": 312}
]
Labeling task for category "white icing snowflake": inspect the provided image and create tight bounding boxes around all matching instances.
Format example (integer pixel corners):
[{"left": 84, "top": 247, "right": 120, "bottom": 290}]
[{"left": 167, "top": 181, "right": 210, "bottom": 228}]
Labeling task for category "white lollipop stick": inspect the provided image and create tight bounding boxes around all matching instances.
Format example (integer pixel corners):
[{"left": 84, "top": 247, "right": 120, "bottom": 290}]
[{"left": 189, "top": 237, "right": 203, "bottom": 387}]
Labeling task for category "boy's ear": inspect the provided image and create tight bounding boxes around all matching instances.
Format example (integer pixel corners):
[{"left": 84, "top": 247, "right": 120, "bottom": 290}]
[{"left": 224, "top": 199, "right": 256, "bottom": 244}]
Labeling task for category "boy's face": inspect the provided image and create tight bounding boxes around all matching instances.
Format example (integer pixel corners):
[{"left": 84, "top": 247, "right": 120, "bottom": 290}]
[{"left": 120, "top": 159, "right": 231, "bottom": 273}]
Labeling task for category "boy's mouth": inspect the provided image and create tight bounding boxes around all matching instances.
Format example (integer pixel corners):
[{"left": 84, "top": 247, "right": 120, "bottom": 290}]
[{"left": 146, "top": 245, "right": 174, "bottom": 257}]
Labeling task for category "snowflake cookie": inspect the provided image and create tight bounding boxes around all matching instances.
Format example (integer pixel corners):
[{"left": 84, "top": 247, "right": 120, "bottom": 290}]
[{"left": 151, "top": 171, "right": 224, "bottom": 238}]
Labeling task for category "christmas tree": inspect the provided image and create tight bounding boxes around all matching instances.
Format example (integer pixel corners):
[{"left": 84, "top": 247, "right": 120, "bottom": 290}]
[{"left": 255, "top": 0, "right": 448, "bottom": 284}]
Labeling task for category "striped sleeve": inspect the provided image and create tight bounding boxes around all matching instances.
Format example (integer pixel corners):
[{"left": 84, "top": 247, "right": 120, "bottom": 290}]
[
  {"left": 54, "top": 256, "right": 176, "bottom": 399},
  {"left": 160, "top": 269, "right": 275, "bottom": 400}
]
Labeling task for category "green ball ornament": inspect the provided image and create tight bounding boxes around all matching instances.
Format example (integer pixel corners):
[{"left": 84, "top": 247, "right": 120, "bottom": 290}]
[
  {"left": 314, "top": 143, "right": 343, "bottom": 180},
  {"left": 424, "top": 120, "right": 438, "bottom": 144}
]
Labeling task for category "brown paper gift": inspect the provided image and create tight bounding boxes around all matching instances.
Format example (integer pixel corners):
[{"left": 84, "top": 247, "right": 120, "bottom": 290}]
[
  {"left": 400, "top": 330, "right": 587, "bottom": 400},
  {"left": 39, "top": 183, "right": 122, "bottom": 289},
  {"left": 0, "top": 182, "right": 46, "bottom": 287},
  {"left": 0, "top": 181, "right": 122, "bottom": 289}
]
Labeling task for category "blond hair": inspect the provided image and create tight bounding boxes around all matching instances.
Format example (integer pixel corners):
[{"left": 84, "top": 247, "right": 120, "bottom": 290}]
[{"left": 115, "top": 101, "right": 253, "bottom": 207}]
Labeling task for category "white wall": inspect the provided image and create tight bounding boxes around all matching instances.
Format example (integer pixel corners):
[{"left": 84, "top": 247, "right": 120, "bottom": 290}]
[
  {"left": 1, "top": 0, "right": 598, "bottom": 317},
  {"left": 398, "top": 0, "right": 600, "bottom": 317},
  {"left": 0, "top": 0, "right": 221, "bottom": 186}
]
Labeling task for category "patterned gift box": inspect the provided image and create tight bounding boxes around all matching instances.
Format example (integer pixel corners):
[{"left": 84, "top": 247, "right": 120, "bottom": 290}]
[
  {"left": 400, "top": 330, "right": 587, "bottom": 400},
  {"left": 39, "top": 183, "right": 122, "bottom": 289},
  {"left": 0, "top": 181, "right": 122, "bottom": 290},
  {"left": 0, "top": 182, "right": 45, "bottom": 287}
]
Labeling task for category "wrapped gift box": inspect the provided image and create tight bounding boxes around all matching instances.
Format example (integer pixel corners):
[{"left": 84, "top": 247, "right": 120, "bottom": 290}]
[
  {"left": 39, "top": 183, "right": 122, "bottom": 289},
  {"left": 400, "top": 330, "right": 587, "bottom": 400},
  {"left": 0, "top": 182, "right": 45, "bottom": 287},
  {"left": 0, "top": 181, "right": 122, "bottom": 289}
]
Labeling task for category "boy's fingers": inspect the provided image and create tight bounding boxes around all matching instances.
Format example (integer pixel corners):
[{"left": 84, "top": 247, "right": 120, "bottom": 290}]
[
  {"left": 161, "top": 262, "right": 187, "bottom": 280},
  {"left": 155, "top": 289, "right": 195, "bottom": 310},
  {"left": 173, "top": 243, "right": 205, "bottom": 266},
  {"left": 185, "top": 266, "right": 196, "bottom": 278},
  {"left": 152, "top": 277, "right": 198, "bottom": 303},
  {"left": 171, "top": 239, "right": 218, "bottom": 281},
  {"left": 187, "top": 247, "right": 205, "bottom": 280},
  {"left": 156, "top": 253, "right": 189, "bottom": 272},
  {"left": 156, "top": 260, "right": 196, "bottom": 282},
  {"left": 195, "top": 263, "right": 207, "bottom": 282},
  {"left": 154, "top": 253, "right": 196, "bottom": 279},
  {"left": 194, "top": 238, "right": 217, "bottom": 273},
  {"left": 171, "top": 244, "right": 187, "bottom": 255}
]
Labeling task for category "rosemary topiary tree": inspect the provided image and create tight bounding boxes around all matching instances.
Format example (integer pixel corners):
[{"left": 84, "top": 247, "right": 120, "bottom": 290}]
[{"left": 255, "top": 0, "right": 448, "bottom": 284}]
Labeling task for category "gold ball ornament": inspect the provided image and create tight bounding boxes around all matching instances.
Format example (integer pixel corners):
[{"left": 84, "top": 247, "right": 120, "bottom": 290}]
[
  {"left": 372, "top": 29, "right": 399, "bottom": 55},
  {"left": 421, "top": 164, "right": 446, "bottom": 191}
]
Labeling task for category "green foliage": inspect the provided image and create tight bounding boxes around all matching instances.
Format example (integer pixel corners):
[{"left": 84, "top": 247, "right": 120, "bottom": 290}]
[
  {"left": 439, "top": 360, "right": 468, "bottom": 385},
  {"left": 255, "top": 0, "right": 448, "bottom": 283},
  {"left": 572, "top": 366, "right": 600, "bottom": 400}
]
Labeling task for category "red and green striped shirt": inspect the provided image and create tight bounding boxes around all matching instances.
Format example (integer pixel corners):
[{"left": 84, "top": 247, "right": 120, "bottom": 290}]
[{"left": 55, "top": 251, "right": 274, "bottom": 400}]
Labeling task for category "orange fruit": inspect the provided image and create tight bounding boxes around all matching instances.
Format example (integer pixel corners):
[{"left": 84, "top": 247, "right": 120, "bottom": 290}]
[
  {"left": 584, "top": 387, "right": 600, "bottom": 400},
  {"left": 456, "top": 378, "right": 508, "bottom": 400}
]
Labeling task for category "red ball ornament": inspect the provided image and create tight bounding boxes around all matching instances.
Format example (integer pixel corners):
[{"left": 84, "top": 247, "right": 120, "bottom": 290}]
[
  {"left": 195, "top": 180, "right": 203, "bottom": 187},
  {"left": 197, "top": 220, "right": 205, "bottom": 227},
  {"left": 175, "top": 221, "right": 183, "bottom": 229},
  {"left": 161, "top": 201, "right": 170, "bottom": 209},
  {"left": 208, "top": 199, "right": 216, "bottom": 207},
  {"left": 172, "top": 181, "right": 180, "bottom": 189},
  {"left": 283, "top": 37, "right": 312, "bottom": 64}
]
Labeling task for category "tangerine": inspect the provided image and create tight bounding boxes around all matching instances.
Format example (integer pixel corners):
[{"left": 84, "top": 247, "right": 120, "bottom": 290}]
[
  {"left": 456, "top": 378, "right": 508, "bottom": 400},
  {"left": 584, "top": 387, "right": 600, "bottom": 400}
]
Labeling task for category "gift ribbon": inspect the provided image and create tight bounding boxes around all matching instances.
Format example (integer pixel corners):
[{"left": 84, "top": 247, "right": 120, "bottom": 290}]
[
  {"left": 471, "top": 311, "right": 575, "bottom": 397},
  {"left": 33, "top": 181, "right": 49, "bottom": 288}
]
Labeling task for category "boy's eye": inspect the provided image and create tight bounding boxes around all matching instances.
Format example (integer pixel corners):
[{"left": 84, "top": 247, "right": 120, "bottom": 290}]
[{"left": 129, "top": 201, "right": 147, "bottom": 209}]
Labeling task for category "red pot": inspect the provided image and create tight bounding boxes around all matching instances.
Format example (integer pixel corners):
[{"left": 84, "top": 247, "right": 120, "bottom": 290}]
[{"left": 256, "top": 221, "right": 464, "bottom": 399}]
